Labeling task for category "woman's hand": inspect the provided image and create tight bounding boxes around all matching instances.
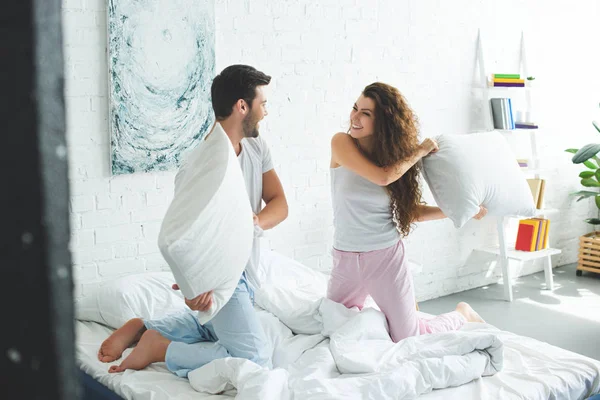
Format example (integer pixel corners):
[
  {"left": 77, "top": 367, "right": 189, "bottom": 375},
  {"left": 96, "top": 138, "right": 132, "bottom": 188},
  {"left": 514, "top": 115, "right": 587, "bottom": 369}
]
[
  {"left": 473, "top": 205, "right": 488, "bottom": 220},
  {"left": 418, "top": 138, "right": 439, "bottom": 157}
]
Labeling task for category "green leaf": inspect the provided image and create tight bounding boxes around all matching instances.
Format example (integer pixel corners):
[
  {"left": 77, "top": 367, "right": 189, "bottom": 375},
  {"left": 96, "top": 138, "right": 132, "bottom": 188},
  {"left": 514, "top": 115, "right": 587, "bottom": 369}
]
[
  {"left": 595, "top": 170, "right": 600, "bottom": 181},
  {"left": 565, "top": 148, "right": 579, "bottom": 154},
  {"left": 581, "top": 178, "right": 600, "bottom": 187},
  {"left": 586, "top": 218, "right": 600, "bottom": 225},
  {"left": 571, "top": 190, "right": 599, "bottom": 197},
  {"left": 580, "top": 171, "right": 595, "bottom": 178},
  {"left": 572, "top": 144, "right": 600, "bottom": 164},
  {"left": 595, "top": 196, "right": 600, "bottom": 209},
  {"left": 584, "top": 159, "right": 598, "bottom": 169},
  {"left": 594, "top": 121, "right": 600, "bottom": 134}
]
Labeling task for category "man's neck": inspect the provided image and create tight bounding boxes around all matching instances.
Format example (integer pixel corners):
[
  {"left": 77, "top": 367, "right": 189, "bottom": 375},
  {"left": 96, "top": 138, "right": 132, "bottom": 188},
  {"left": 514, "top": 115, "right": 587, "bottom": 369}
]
[{"left": 218, "top": 118, "right": 244, "bottom": 156}]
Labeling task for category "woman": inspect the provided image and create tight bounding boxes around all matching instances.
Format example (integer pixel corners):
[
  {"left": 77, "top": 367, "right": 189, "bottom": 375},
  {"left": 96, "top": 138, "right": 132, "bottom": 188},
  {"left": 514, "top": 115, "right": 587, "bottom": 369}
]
[{"left": 328, "top": 82, "right": 486, "bottom": 343}]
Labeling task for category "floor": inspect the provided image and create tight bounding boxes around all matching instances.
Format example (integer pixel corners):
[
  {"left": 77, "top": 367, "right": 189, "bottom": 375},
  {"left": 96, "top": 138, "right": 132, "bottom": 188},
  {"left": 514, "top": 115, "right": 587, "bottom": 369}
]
[{"left": 419, "top": 263, "right": 600, "bottom": 360}]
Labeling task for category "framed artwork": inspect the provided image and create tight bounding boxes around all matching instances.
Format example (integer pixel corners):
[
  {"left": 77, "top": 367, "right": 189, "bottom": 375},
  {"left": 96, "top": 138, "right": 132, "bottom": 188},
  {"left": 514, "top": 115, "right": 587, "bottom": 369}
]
[{"left": 108, "top": 0, "right": 215, "bottom": 175}]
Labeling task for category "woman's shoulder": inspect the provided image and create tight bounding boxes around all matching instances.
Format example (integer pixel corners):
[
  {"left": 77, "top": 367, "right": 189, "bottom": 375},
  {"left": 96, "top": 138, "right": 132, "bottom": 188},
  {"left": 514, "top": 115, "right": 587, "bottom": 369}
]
[{"left": 331, "top": 131, "right": 351, "bottom": 145}]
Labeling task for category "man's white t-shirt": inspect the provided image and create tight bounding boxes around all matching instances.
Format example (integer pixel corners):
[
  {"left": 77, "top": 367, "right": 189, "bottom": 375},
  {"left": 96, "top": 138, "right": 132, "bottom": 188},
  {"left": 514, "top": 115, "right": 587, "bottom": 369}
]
[{"left": 238, "top": 135, "right": 273, "bottom": 290}]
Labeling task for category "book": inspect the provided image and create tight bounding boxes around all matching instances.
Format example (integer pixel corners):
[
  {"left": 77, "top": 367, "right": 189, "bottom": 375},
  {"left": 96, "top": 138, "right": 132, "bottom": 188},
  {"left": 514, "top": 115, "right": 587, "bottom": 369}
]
[
  {"left": 490, "top": 98, "right": 513, "bottom": 129},
  {"left": 532, "top": 218, "right": 550, "bottom": 250},
  {"left": 542, "top": 219, "right": 550, "bottom": 249},
  {"left": 515, "top": 123, "right": 539, "bottom": 129},
  {"left": 508, "top": 98, "right": 515, "bottom": 129},
  {"left": 493, "top": 74, "right": 520, "bottom": 79},
  {"left": 520, "top": 219, "right": 542, "bottom": 251},
  {"left": 537, "top": 219, "right": 550, "bottom": 250},
  {"left": 517, "top": 158, "right": 529, "bottom": 168},
  {"left": 494, "top": 82, "right": 525, "bottom": 87},
  {"left": 537, "top": 179, "right": 546, "bottom": 209},
  {"left": 534, "top": 218, "right": 546, "bottom": 251},
  {"left": 515, "top": 223, "right": 535, "bottom": 251},
  {"left": 527, "top": 178, "right": 543, "bottom": 207},
  {"left": 493, "top": 78, "right": 525, "bottom": 84}
]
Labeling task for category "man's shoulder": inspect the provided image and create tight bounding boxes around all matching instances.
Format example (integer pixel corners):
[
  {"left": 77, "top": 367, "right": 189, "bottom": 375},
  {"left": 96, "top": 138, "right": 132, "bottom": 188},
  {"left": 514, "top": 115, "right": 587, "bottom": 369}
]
[{"left": 241, "top": 136, "right": 269, "bottom": 154}]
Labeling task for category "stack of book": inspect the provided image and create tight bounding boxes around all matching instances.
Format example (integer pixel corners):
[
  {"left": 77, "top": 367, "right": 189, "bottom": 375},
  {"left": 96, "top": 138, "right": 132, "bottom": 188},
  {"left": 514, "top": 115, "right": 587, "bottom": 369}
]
[
  {"left": 515, "top": 218, "right": 550, "bottom": 252},
  {"left": 527, "top": 178, "right": 546, "bottom": 209},
  {"left": 490, "top": 98, "right": 515, "bottom": 129},
  {"left": 489, "top": 74, "right": 525, "bottom": 87},
  {"left": 515, "top": 121, "right": 539, "bottom": 129},
  {"left": 517, "top": 159, "right": 529, "bottom": 169}
]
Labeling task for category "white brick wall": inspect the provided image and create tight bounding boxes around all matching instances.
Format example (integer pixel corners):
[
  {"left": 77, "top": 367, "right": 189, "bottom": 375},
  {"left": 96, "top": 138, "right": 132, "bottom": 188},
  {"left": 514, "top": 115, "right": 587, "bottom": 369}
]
[{"left": 64, "top": 0, "right": 600, "bottom": 301}]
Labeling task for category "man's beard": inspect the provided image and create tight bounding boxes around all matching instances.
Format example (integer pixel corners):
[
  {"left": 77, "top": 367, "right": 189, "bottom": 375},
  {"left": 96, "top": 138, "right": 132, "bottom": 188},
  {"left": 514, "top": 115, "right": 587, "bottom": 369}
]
[{"left": 242, "top": 113, "right": 260, "bottom": 138}]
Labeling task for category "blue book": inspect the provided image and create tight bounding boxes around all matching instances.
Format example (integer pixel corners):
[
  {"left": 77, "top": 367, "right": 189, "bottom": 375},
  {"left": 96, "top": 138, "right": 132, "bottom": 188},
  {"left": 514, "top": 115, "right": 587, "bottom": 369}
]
[{"left": 507, "top": 99, "right": 515, "bottom": 129}]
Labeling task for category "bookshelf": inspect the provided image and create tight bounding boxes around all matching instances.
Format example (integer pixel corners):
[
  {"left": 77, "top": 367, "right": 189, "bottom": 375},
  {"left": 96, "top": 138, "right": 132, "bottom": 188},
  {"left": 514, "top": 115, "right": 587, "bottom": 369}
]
[{"left": 476, "top": 29, "right": 561, "bottom": 302}]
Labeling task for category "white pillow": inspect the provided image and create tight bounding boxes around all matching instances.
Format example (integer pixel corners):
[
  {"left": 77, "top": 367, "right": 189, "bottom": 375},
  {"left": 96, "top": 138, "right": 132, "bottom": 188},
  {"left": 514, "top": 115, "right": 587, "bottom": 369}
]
[
  {"left": 421, "top": 132, "right": 536, "bottom": 228},
  {"left": 158, "top": 123, "right": 254, "bottom": 324},
  {"left": 75, "top": 272, "right": 187, "bottom": 329}
]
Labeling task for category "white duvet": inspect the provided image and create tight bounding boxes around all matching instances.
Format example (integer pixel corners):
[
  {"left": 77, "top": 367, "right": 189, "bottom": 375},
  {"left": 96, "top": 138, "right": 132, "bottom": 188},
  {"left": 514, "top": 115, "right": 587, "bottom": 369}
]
[
  {"left": 76, "top": 249, "right": 600, "bottom": 400},
  {"left": 189, "top": 276, "right": 503, "bottom": 400},
  {"left": 185, "top": 252, "right": 502, "bottom": 399}
]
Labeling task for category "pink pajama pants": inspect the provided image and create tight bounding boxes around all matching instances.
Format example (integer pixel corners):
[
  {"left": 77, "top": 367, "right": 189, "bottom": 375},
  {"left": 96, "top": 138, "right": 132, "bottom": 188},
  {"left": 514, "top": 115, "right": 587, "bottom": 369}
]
[{"left": 327, "top": 240, "right": 466, "bottom": 343}]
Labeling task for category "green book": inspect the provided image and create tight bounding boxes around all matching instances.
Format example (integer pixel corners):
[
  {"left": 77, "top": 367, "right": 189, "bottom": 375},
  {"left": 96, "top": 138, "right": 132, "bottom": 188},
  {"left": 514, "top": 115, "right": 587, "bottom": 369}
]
[{"left": 493, "top": 73, "right": 520, "bottom": 79}]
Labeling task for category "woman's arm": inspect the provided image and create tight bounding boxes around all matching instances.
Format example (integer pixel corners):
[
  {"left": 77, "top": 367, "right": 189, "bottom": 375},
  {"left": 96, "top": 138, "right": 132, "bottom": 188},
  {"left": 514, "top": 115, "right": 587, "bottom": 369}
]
[
  {"left": 331, "top": 133, "right": 437, "bottom": 186},
  {"left": 415, "top": 205, "right": 488, "bottom": 222},
  {"left": 414, "top": 205, "right": 446, "bottom": 222}
]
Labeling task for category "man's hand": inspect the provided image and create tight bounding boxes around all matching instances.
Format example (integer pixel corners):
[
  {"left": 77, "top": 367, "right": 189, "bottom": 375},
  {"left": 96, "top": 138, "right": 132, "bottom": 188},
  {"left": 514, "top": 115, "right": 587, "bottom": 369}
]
[
  {"left": 473, "top": 205, "right": 488, "bottom": 220},
  {"left": 172, "top": 284, "right": 214, "bottom": 312}
]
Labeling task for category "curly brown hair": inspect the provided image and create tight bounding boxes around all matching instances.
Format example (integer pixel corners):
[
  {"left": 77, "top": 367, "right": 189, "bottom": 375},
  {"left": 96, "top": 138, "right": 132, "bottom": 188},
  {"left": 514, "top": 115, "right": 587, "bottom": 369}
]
[{"left": 359, "top": 82, "right": 423, "bottom": 237}]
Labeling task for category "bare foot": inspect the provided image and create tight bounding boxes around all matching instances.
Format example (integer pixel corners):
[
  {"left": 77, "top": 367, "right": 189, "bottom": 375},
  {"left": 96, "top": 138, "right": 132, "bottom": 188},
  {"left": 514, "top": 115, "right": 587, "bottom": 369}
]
[
  {"left": 98, "top": 318, "right": 146, "bottom": 363},
  {"left": 455, "top": 302, "right": 485, "bottom": 323},
  {"left": 108, "top": 330, "right": 170, "bottom": 373}
]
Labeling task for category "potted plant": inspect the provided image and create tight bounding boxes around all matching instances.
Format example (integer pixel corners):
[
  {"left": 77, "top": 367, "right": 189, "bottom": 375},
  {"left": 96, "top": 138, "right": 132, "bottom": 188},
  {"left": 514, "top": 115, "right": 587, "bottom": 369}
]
[
  {"left": 566, "top": 104, "right": 600, "bottom": 276},
  {"left": 525, "top": 76, "right": 535, "bottom": 88}
]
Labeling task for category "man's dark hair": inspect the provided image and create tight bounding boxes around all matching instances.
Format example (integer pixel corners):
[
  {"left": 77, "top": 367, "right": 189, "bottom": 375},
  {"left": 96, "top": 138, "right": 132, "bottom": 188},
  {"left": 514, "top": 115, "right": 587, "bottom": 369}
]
[{"left": 211, "top": 65, "right": 271, "bottom": 120}]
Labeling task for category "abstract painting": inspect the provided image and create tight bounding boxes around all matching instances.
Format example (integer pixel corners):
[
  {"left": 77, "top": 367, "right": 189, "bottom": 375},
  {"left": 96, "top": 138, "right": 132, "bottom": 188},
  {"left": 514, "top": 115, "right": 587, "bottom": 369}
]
[{"left": 108, "top": 0, "right": 215, "bottom": 175}]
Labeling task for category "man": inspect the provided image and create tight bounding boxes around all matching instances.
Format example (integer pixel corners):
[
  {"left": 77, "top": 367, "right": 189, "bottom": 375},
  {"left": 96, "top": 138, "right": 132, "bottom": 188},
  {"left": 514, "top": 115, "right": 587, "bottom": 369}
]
[{"left": 97, "top": 65, "right": 288, "bottom": 377}]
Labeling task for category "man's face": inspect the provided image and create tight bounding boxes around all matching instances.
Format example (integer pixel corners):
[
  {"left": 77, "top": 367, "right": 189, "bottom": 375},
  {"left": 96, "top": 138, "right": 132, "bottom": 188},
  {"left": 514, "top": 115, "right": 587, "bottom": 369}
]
[{"left": 242, "top": 86, "right": 268, "bottom": 138}]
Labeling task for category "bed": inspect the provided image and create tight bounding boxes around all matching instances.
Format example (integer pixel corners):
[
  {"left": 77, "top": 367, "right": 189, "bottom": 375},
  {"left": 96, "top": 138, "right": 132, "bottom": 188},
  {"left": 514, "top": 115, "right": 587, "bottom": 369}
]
[{"left": 76, "top": 249, "right": 600, "bottom": 400}]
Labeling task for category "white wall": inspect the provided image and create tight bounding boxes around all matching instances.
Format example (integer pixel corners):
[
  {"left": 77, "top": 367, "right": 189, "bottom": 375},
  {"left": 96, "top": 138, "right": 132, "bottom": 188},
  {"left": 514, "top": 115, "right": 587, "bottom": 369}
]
[{"left": 63, "top": 0, "right": 600, "bottom": 301}]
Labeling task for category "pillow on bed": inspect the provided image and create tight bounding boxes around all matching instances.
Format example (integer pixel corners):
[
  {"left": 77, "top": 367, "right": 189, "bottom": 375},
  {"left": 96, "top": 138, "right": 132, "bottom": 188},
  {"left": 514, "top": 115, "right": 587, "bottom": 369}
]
[
  {"left": 158, "top": 122, "right": 254, "bottom": 324},
  {"left": 75, "top": 272, "right": 187, "bottom": 329},
  {"left": 421, "top": 131, "right": 536, "bottom": 228}
]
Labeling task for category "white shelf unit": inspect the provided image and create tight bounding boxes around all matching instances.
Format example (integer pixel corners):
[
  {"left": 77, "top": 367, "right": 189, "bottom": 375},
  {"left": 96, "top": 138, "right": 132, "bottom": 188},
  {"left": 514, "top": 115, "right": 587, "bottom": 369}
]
[
  {"left": 479, "top": 246, "right": 561, "bottom": 261},
  {"left": 476, "top": 30, "right": 560, "bottom": 302}
]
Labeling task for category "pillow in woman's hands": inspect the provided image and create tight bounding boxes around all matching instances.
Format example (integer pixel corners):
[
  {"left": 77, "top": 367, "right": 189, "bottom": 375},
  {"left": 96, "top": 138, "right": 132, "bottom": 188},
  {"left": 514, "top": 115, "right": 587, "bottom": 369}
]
[{"left": 421, "top": 131, "right": 536, "bottom": 228}]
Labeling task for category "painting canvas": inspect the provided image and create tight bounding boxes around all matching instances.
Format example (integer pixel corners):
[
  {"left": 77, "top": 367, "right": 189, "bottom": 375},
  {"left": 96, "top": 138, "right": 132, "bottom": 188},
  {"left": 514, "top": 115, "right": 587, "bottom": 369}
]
[{"left": 108, "top": 0, "right": 215, "bottom": 175}]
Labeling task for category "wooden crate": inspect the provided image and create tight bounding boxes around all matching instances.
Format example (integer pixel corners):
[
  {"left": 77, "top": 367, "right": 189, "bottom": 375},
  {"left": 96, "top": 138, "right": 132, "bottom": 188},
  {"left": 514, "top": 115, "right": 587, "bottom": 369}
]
[{"left": 577, "top": 231, "right": 600, "bottom": 276}]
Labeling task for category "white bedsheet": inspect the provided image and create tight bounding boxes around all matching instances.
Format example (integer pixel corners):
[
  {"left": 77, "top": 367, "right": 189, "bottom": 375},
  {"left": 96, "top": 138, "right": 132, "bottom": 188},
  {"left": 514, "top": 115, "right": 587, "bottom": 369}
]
[{"left": 76, "top": 249, "right": 600, "bottom": 400}]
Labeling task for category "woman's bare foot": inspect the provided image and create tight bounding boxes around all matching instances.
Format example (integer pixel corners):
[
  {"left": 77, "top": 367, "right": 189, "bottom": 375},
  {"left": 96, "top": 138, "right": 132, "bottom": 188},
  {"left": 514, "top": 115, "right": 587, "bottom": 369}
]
[
  {"left": 98, "top": 318, "right": 146, "bottom": 363},
  {"left": 455, "top": 302, "right": 485, "bottom": 323},
  {"left": 108, "top": 330, "right": 170, "bottom": 373}
]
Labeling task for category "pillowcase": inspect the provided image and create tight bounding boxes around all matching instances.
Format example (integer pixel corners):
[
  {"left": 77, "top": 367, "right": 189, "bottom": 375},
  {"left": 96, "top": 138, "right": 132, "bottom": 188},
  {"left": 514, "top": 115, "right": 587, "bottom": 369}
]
[
  {"left": 421, "top": 131, "right": 536, "bottom": 228},
  {"left": 158, "top": 123, "right": 254, "bottom": 324},
  {"left": 75, "top": 272, "right": 187, "bottom": 329}
]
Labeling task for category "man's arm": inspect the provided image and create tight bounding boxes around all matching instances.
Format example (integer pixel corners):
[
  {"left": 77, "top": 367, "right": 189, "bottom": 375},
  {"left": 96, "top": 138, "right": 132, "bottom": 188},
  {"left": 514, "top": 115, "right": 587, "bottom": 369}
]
[{"left": 256, "top": 169, "right": 288, "bottom": 230}]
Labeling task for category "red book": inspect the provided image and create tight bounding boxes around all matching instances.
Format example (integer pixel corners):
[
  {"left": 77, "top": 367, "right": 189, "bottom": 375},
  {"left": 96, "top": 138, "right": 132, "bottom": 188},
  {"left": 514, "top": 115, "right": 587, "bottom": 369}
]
[{"left": 515, "top": 223, "right": 535, "bottom": 251}]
